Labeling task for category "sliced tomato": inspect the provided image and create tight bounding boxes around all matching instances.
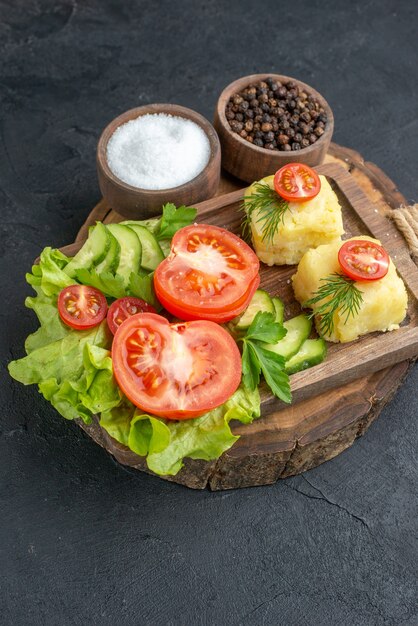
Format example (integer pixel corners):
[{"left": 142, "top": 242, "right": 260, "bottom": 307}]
[
  {"left": 154, "top": 224, "right": 260, "bottom": 322},
  {"left": 112, "top": 313, "right": 242, "bottom": 420},
  {"left": 156, "top": 275, "right": 260, "bottom": 322},
  {"left": 58, "top": 284, "right": 107, "bottom": 330},
  {"left": 274, "top": 163, "right": 321, "bottom": 202},
  {"left": 107, "top": 297, "right": 156, "bottom": 334},
  {"left": 338, "top": 239, "right": 389, "bottom": 281}
]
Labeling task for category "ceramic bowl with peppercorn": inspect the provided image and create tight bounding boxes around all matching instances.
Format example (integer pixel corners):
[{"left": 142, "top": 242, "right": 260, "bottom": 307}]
[{"left": 214, "top": 74, "right": 334, "bottom": 183}]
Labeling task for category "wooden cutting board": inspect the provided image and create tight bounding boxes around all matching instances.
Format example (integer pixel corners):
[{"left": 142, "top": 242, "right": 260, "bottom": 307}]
[{"left": 62, "top": 143, "right": 417, "bottom": 490}]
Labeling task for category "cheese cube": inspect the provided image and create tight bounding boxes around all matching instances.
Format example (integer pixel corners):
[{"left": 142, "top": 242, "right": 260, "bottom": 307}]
[
  {"left": 292, "top": 235, "right": 408, "bottom": 343},
  {"left": 247, "top": 174, "right": 344, "bottom": 266}
]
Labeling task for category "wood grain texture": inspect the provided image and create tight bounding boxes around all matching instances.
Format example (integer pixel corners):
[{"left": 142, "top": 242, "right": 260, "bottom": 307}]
[
  {"left": 70, "top": 145, "right": 417, "bottom": 490},
  {"left": 213, "top": 73, "right": 334, "bottom": 182}
]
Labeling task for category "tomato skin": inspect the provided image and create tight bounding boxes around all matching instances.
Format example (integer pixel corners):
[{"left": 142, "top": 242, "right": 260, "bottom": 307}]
[
  {"left": 154, "top": 224, "right": 260, "bottom": 322},
  {"left": 58, "top": 285, "right": 107, "bottom": 330},
  {"left": 155, "top": 275, "right": 260, "bottom": 322},
  {"left": 274, "top": 163, "right": 321, "bottom": 202},
  {"left": 338, "top": 239, "right": 390, "bottom": 281},
  {"left": 107, "top": 297, "right": 156, "bottom": 334},
  {"left": 112, "top": 313, "right": 242, "bottom": 420}
]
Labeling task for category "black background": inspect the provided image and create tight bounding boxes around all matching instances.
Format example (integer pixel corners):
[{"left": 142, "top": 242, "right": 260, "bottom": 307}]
[{"left": 1, "top": 1, "right": 417, "bottom": 624}]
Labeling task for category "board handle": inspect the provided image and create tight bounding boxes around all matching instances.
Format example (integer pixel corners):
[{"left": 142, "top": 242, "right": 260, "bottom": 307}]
[{"left": 387, "top": 204, "right": 418, "bottom": 263}]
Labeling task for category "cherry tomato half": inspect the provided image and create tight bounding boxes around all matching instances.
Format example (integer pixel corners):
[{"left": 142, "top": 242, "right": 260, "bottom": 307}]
[
  {"left": 274, "top": 163, "right": 321, "bottom": 202},
  {"left": 338, "top": 239, "right": 390, "bottom": 281},
  {"left": 58, "top": 284, "right": 107, "bottom": 330},
  {"left": 154, "top": 224, "right": 260, "bottom": 323},
  {"left": 112, "top": 313, "right": 242, "bottom": 420},
  {"left": 107, "top": 297, "right": 157, "bottom": 334}
]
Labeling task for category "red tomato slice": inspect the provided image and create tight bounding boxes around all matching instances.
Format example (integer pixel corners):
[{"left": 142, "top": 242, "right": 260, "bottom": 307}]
[
  {"left": 107, "top": 297, "right": 156, "bottom": 334},
  {"left": 58, "top": 285, "right": 107, "bottom": 330},
  {"left": 154, "top": 224, "right": 260, "bottom": 322},
  {"left": 112, "top": 313, "right": 242, "bottom": 420},
  {"left": 338, "top": 239, "right": 390, "bottom": 281},
  {"left": 274, "top": 163, "right": 321, "bottom": 202},
  {"left": 156, "top": 275, "right": 260, "bottom": 322}
]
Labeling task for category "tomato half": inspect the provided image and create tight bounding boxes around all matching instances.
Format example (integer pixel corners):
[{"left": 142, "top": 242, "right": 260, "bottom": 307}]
[
  {"left": 58, "top": 285, "right": 107, "bottom": 330},
  {"left": 112, "top": 313, "right": 242, "bottom": 420},
  {"left": 154, "top": 224, "right": 260, "bottom": 322},
  {"left": 107, "top": 297, "right": 156, "bottom": 334},
  {"left": 338, "top": 239, "right": 390, "bottom": 281},
  {"left": 274, "top": 163, "right": 321, "bottom": 202},
  {"left": 156, "top": 275, "right": 260, "bottom": 322}
]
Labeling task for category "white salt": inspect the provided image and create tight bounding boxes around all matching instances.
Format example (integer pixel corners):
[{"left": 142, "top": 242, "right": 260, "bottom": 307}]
[{"left": 106, "top": 113, "right": 211, "bottom": 190}]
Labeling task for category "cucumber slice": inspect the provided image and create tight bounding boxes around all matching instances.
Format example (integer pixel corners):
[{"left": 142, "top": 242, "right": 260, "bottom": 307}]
[
  {"left": 64, "top": 222, "right": 109, "bottom": 277},
  {"left": 106, "top": 224, "right": 142, "bottom": 283},
  {"left": 272, "top": 296, "right": 285, "bottom": 324},
  {"left": 95, "top": 230, "right": 121, "bottom": 274},
  {"left": 236, "top": 289, "right": 274, "bottom": 329},
  {"left": 266, "top": 314, "right": 312, "bottom": 360},
  {"left": 123, "top": 223, "right": 164, "bottom": 270},
  {"left": 285, "top": 338, "right": 327, "bottom": 375}
]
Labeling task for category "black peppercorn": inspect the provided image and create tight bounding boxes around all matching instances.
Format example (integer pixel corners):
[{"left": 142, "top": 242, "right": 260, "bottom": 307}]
[
  {"left": 229, "top": 120, "right": 243, "bottom": 132},
  {"left": 225, "top": 77, "right": 327, "bottom": 153},
  {"left": 277, "top": 134, "right": 290, "bottom": 145}
]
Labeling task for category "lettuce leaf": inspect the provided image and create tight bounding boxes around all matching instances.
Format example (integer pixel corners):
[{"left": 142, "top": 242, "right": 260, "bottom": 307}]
[
  {"left": 9, "top": 217, "right": 262, "bottom": 476},
  {"left": 8, "top": 252, "right": 119, "bottom": 424},
  {"left": 100, "top": 385, "right": 260, "bottom": 476}
]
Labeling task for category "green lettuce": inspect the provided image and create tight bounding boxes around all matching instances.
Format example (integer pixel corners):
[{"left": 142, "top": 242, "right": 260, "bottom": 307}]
[
  {"left": 100, "top": 385, "right": 260, "bottom": 476},
  {"left": 9, "top": 213, "right": 262, "bottom": 477}
]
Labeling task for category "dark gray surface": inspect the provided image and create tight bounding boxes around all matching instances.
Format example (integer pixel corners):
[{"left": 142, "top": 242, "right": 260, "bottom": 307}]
[{"left": 1, "top": 1, "right": 417, "bottom": 624}]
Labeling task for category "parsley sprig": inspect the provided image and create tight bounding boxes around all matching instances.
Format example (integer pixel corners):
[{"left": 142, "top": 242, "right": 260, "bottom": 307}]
[
  {"left": 305, "top": 273, "right": 364, "bottom": 337},
  {"left": 242, "top": 182, "right": 289, "bottom": 244},
  {"left": 238, "top": 311, "right": 292, "bottom": 404},
  {"left": 155, "top": 203, "right": 197, "bottom": 240}
]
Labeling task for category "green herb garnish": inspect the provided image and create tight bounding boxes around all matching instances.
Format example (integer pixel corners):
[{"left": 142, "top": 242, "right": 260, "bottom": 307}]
[
  {"left": 305, "top": 273, "right": 364, "bottom": 337},
  {"left": 242, "top": 182, "right": 289, "bottom": 244},
  {"left": 155, "top": 203, "right": 197, "bottom": 240},
  {"left": 238, "top": 311, "right": 291, "bottom": 404}
]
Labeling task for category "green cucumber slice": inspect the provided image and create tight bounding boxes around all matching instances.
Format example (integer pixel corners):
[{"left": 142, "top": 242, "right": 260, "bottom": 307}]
[
  {"left": 95, "top": 230, "right": 121, "bottom": 274},
  {"left": 235, "top": 289, "right": 274, "bottom": 329},
  {"left": 106, "top": 224, "right": 142, "bottom": 283},
  {"left": 272, "top": 296, "right": 285, "bottom": 325},
  {"left": 64, "top": 222, "right": 109, "bottom": 277},
  {"left": 123, "top": 223, "right": 164, "bottom": 271},
  {"left": 266, "top": 314, "right": 312, "bottom": 360},
  {"left": 285, "top": 338, "right": 327, "bottom": 375}
]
